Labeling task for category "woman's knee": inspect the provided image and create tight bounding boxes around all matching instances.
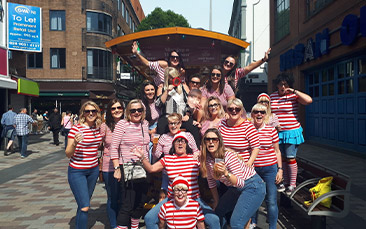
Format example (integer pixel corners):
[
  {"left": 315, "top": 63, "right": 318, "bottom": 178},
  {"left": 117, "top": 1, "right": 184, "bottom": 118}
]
[{"left": 81, "top": 206, "right": 89, "bottom": 212}]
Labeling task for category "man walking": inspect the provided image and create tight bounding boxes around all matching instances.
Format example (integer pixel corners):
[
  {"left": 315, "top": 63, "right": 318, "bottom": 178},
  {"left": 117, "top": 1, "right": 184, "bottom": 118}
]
[
  {"left": 1, "top": 105, "right": 17, "bottom": 156},
  {"left": 48, "top": 108, "right": 62, "bottom": 146},
  {"left": 14, "top": 108, "right": 34, "bottom": 158},
  {"left": 31, "top": 108, "right": 38, "bottom": 134}
]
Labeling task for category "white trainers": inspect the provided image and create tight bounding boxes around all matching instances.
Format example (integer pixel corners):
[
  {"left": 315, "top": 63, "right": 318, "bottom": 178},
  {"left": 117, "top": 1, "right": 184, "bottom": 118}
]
[
  {"left": 277, "top": 183, "right": 286, "bottom": 192},
  {"left": 249, "top": 223, "right": 256, "bottom": 229},
  {"left": 285, "top": 185, "right": 295, "bottom": 196}
]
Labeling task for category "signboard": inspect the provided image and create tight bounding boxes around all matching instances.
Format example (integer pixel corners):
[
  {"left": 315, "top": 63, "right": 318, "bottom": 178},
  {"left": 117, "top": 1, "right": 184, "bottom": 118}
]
[
  {"left": 7, "top": 2, "right": 42, "bottom": 52},
  {"left": 0, "top": 0, "right": 6, "bottom": 48}
]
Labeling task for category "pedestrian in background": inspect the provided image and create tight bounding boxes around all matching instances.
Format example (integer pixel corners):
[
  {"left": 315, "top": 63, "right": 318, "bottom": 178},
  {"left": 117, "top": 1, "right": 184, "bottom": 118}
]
[
  {"left": 110, "top": 99, "right": 150, "bottom": 229},
  {"left": 61, "top": 111, "right": 73, "bottom": 149},
  {"left": 31, "top": 108, "right": 38, "bottom": 134},
  {"left": 49, "top": 108, "right": 62, "bottom": 146},
  {"left": 1, "top": 105, "right": 17, "bottom": 156},
  {"left": 14, "top": 108, "right": 34, "bottom": 158},
  {"left": 42, "top": 110, "right": 49, "bottom": 133},
  {"left": 270, "top": 73, "right": 312, "bottom": 195},
  {"left": 100, "top": 99, "right": 124, "bottom": 229},
  {"left": 65, "top": 101, "right": 103, "bottom": 229}
]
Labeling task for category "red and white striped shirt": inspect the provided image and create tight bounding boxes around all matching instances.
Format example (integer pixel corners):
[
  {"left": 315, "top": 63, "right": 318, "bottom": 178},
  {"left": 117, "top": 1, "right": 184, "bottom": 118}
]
[
  {"left": 224, "top": 67, "right": 248, "bottom": 89},
  {"left": 68, "top": 124, "right": 102, "bottom": 169},
  {"left": 149, "top": 101, "right": 161, "bottom": 124},
  {"left": 158, "top": 198, "right": 205, "bottom": 229},
  {"left": 154, "top": 132, "right": 199, "bottom": 159},
  {"left": 254, "top": 124, "right": 279, "bottom": 167},
  {"left": 149, "top": 61, "right": 165, "bottom": 86},
  {"left": 270, "top": 92, "right": 300, "bottom": 131},
  {"left": 219, "top": 119, "right": 260, "bottom": 162},
  {"left": 206, "top": 150, "right": 256, "bottom": 189},
  {"left": 159, "top": 155, "right": 200, "bottom": 199},
  {"left": 110, "top": 119, "right": 150, "bottom": 164}
]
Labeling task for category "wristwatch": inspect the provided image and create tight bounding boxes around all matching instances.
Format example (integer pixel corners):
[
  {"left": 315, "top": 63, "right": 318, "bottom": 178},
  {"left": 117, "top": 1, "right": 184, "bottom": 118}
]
[{"left": 114, "top": 166, "right": 120, "bottom": 170}]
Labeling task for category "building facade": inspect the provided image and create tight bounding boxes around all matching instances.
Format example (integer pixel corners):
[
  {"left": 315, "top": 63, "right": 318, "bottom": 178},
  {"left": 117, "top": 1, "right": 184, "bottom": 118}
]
[
  {"left": 8, "top": 0, "right": 144, "bottom": 113},
  {"left": 269, "top": 0, "right": 366, "bottom": 154}
]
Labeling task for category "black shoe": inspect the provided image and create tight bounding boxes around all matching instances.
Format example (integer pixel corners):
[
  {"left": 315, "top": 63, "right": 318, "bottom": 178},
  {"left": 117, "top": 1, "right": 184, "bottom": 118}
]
[
  {"left": 56, "top": 143, "right": 59, "bottom": 146},
  {"left": 4, "top": 150, "right": 11, "bottom": 156}
]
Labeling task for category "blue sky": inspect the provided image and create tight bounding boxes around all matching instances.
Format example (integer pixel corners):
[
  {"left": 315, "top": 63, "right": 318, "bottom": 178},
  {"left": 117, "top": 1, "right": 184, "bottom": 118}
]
[{"left": 139, "top": 0, "right": 234, "bottom": 35}]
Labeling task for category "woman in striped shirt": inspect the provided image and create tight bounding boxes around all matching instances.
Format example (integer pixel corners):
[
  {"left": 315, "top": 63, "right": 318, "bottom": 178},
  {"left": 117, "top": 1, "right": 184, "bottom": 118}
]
[
  {"left": 65, "top": 101, "right": 103, "bottom": 229},
  {"left": 200, "top": 128, "right": 265, "bottom": 228},
  {"left": 110, "top": 99, "right": 150, "bottom": 229},
  {"left": 257, "top": 93, "right": 280, "bottom": 130},
  {"left": 100, "top": 99, "right": 124, "bottom": 229},
  {"left": 270, "top": 73, "right": 312, "bottom": 195},
  {"left": 218, "top": 98, "right": 260, "bottom": 165},
  {"left": 135, "top": 131, "right": 220, "bottom": 229},
  {"left": 249, "top": 104, "right": 283, "bottom": 229},
  {"left": 200, "top": 96, "right": 225, "bottom": 137}
]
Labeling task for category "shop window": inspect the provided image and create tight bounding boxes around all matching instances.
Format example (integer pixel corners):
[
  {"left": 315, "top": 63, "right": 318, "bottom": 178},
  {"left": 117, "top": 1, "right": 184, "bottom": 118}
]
[
  {"left": 338, "top": 81, "right": 345, "bottom": 94},
  {"left": 346, "top": 79, "right": 354, "bottom": 93},
  {"left": 328, "top": 68, "right": 334, "bottom": 81},
  {"left": 359, "top": 58, "right": 366, "bottom": 75},
  {"left": 346, "top": 62, "right": 354, "bottom": 77},
  {"left": 338, "top": 64, "right": 345, "bottom": 79},
  {"left": 359, "top": 77, "right": 366, "bottom": 92},
  {"left": 117, "top": 25, "right": 122, "bottom": 36},
  {"left": 275, "top": 0, "right": 290, "bottom": 42},
  {"left": 306, "top": 0, "right": 333, "bottom": 18},
  {"left": 322, "top": 84, "right": 328, "bottom": 96},
  {"left": 314, "top": 72, "right": 319, "bottom": 84},
  {"left": 50, "top": 48, "right": 66, "bottom": 69},
  {"left": 329, "top": 83, "right": 334, "bottom": 95},
  {"left": 50, "top": 10, "right": 65, "bottom": 31},
  {"left": 87, "top": 49, "right": 112, "bottom": 80},
  {"left": 86, "top": 12, "right": 112, "bottom": 35},
  {"left": 28, "top": 52, "right": 43, "bottom": 68},
  {"left": 122, "top": 1, "right": 126, "bottom": 18}
]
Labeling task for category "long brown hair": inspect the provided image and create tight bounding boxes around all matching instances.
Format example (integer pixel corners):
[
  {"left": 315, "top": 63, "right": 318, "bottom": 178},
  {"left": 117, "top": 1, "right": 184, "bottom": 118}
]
[{"left": 105, "top": 99, "right": 124, "bottom": 132}]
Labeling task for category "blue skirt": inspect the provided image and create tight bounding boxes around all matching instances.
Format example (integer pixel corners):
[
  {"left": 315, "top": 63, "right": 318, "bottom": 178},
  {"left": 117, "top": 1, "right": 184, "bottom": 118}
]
[{"left": 278, "top": 126, "right": 304, "bottom": 145}]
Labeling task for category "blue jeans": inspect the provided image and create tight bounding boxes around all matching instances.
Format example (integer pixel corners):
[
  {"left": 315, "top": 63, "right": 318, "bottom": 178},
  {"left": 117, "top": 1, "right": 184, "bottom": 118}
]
[
  {"left": 103, "top": 172, "right": 122, "bottom": 229},
  {"left": 17, "top": 134, "right": 28, "bottom": 157},
  {"left": 144, "top": 197, "right": 220, "bottom": 229},
  {"left": 68, "top": 166, "right": 99, "bottom": 229},
  {"left": 279, "top": 143, "right": 299, "bottom": 159},
  {"left": 215, "top": 174, "right": 266, "bottom": 229},
  {"left": 64, "top": 129, "right": 70, "bottom": 149},
  {"left": 251, "top": 164, "right": 278, "bottom": 229}
]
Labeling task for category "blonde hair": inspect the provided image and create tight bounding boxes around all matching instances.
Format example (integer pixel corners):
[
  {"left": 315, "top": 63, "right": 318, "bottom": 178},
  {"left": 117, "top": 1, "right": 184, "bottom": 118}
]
[
  {"left": 167, "top": 113, "right": 182, "bottom": 123},
  {"left": 203, "top": 96, "right": 225, "bottom": 121},
  {"left": 125, "top": 99, "right": 146, "bottom": 122},
  {"left": 173, "top": 183, "right": 188, "bottom": 191},
  {"left": 78, "top": 101, "right": 102, "bottom": 128},
  {"left": 257, "top": 96, "right": 273, "bottom": 123},
  {"left": 227, "top": 98, "right": 246, "bottom": 114},
  {"left": 251, "top": 103, "right": 268, "bottom": 124},
  {"left": 164, "top": 67, "right": 182, "bottom": 94}
]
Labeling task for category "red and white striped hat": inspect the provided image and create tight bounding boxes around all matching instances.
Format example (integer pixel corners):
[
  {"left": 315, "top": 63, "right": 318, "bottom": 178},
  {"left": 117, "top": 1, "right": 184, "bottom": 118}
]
[
  {"left": 172, "top": 175, "right": 189, "bottom": 189},
  {"left": 257, "top": 93, "right": 271, "bottom": 102}
]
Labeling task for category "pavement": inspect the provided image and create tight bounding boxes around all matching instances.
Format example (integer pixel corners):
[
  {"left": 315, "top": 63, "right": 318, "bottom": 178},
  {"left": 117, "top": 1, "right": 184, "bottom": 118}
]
[{"left": 0, "top": 132, "right": 364, "bottom": 228}]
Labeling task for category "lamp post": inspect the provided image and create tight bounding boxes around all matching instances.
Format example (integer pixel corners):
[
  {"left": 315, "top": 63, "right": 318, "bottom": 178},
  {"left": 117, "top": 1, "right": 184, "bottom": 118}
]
[
  {"left": 209, "top": 0, "right": 212, "bottom": 30},
  {"left": 252, "top": 0, "right": 261, "bottom": 62}
]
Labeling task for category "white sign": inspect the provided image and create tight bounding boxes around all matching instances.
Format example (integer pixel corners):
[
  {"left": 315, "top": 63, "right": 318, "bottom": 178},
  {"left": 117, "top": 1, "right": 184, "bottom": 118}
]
[{"left": 120, "top": 73, "right": 131, "bottom": 80}]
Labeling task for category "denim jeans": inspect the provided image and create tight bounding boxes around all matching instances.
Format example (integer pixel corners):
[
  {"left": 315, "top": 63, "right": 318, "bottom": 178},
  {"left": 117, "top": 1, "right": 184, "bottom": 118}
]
[
  {"left": 215, "top": 174, "right": 266, "bottom": 229},
  {"left": 64, "top": 129, "right": 70, "bottom": 149},
  {"left": 144, "top": 197, "right": 220, "bottom": 229},
  {"left": 251, "top": 164, "right": 278, "bottom": 229},
  {"left": 103, "top": 171, "right": 122, "bottom": 229},
  {"left": 68, "top": 166, "right": 99, "bottom": 229},
  {"left": 17, "top": 134, "right": 28, "bottom": 157},
  {"left": 279, "top": 143, "right": 299, "bottom": 159}
]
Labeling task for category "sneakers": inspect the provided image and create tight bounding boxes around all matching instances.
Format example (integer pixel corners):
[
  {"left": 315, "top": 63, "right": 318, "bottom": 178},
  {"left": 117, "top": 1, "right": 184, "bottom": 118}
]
[
  {"left": 249, "top": 223, "right": 256, "bottom": 229},
  {"left": 285, "top": 185, "right": 295, "bottom": 196},
  {"left": 20, "top": 155, "right": 26, "bottom": 159},
  {"left": 277, "top": 183, "right": 286, "bottom": 192}
]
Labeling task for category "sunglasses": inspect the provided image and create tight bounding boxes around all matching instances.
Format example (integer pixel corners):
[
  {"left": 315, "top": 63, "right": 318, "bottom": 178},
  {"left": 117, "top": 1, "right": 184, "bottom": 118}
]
[
  {"left": 208, "top": 103, "right": 219, "bottom": 108},
  {"left": 190, "top": 80, "right": 200, "bottom": 85},
  {"left": 227, "top": 107, "right": 241, "bottom": 113},
  {"left": 170, "top": 55, "right": 179, "bottom": 60},
  {"left": 204, "top": 137, "right": 219, "bottom": 143},
  {"left": 84, "top": 109, "right": 97, "bottom": 114},
  {"left": 211, "top": 73, "right": 221, "bottom": 78},
  {"left": 173, "top": 188, "right": 188, "bottom": 193},
  {"left": 111, "top": 106, "right": 123, "bottom": 111},
  {"left": 130, "top": 108, "right": 143, "bottom": 113},
  {"left": 253, "top": 110, "right": 266, "bottom": 114},
  {"left": 224, "top": 60, "right": 235, "bottom": 67},
  {"left": 259, "top": 101, "right": 269, "bottom": 104}
]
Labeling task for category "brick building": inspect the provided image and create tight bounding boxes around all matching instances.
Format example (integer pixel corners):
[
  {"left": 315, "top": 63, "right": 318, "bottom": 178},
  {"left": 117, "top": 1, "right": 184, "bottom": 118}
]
[
  {"left": 269, "top": 0, "right": 366, "bottom": 154},
  {"left": 8, "top": 0, "right": 144, "bottom": 113}
]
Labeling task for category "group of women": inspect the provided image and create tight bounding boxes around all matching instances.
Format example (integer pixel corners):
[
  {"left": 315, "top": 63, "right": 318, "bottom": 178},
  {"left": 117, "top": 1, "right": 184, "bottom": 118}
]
[{"left": 64, "top": 44, "right": 312, "bottom": 229}]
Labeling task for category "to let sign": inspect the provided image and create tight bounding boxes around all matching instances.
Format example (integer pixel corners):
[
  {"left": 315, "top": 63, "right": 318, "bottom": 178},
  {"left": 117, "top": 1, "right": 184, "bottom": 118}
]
[{"left": 7, "top": 3, "right": 42, "bottom": 52}]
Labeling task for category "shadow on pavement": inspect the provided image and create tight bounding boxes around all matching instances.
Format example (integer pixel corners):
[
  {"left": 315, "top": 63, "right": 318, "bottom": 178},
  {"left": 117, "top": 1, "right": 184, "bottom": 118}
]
[{"left": 68, "top": 204, "right": 109, "bottom": 229}]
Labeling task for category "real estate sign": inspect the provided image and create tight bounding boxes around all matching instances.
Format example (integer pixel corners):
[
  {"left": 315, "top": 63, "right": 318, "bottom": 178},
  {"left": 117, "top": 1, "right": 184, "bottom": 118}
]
[{"left": 7, "top": 2, "right": 42, "bottom": 52}]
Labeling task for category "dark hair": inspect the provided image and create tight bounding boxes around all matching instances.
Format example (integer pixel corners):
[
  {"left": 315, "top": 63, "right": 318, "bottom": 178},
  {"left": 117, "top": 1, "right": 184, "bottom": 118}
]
[
  {"left": 8, "top": 105, "right": 13, "bottom": 110},
  {"left": 140, "top": 80, "right": 156, "bottom": 124},
  {"left": 274, "top": 73, "right": 294, "bottom": 88},
  {"left": 189, "top": 73, "right": 201, "bottom": 82},
  {"left": 206, "top": 65, "right": 225, "bottom": 95},
  {"left": 168, "top": 50, "right": 185, "bottom": 70},
  {"left": 105, "top": 99, "right": 124, "bottom": 132},
  {"left": 66, "top": 110, "right": 72, "bottom": 115},
  {"left": 169, "top": 138, "right": 193, "bottom": 155},
  {"left": 223, "top": 55, "right": 237, "bottom": 77}
]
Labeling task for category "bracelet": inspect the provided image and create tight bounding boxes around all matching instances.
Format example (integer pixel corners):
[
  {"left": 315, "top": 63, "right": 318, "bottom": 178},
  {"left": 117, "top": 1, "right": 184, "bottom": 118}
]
[
  {"left": 261, "top": 58, "right": 266, "bottom": 62},
  {"left": 293, "top": 89, "right": 296, "bottom": 94},
  {"left": 278, "top": 167, "right": 283, "bottom": 170}
]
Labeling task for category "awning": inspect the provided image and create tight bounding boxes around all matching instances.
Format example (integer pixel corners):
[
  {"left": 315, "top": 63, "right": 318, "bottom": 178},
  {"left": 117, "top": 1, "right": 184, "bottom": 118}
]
[
  {"left": 39, "top": 92, "right": 89, "bottom": 97},
  {"left": 0, "top": 77, "right": 18, "bottom": 89},
  {"left": 16, "top": 77, "right": 40, "bottom": 97}
]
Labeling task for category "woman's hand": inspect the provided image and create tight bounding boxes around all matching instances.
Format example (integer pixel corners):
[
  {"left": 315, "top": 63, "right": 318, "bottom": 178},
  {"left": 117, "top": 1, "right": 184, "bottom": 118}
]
[
  {"left": 215, "top": 161, "right": 227, "bottom": 174},
  {"left": 263, "top": 48, "right": 271, "bottom": 62},
  {"left": 132, "top": 145, "right": 145, "bottom": 160},
  {"left": 114, "top": 168, "right": 121, "bottom": 182},
  {"left": 132, "top": 41, "right": 138, "bottom": 54},
  {"left": 73, "top": 132, "right": 83, "bottom": 146},
  {"left": 275, "top": 169, "right": 283, "bottom": 184},
  {"left": 167, "top": 84, "right": 175, "bottom": 92},
  {"left": 182, "top": 115, "right": 189, "bottom": 122}
]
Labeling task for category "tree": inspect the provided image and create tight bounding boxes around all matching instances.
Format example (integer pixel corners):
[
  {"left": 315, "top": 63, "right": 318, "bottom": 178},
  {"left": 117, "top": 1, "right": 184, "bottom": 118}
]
[{"left": 137, "top": 7, "right": 190, "bottom": 32}]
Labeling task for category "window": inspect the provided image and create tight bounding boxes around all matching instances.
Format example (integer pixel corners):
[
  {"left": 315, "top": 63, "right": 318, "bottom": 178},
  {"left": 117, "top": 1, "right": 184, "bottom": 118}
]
[
  {"left": 306, "top": 0, "right": 333, "bottom": 18},
  {"left": 275, "top": 0, "right": 290, "bottom": 42},
  {"left": 117, "top": 25, "right": 122, "bottom": 36},
  {"left": 50, "top": 48, "right": 66, "bottom": 69},
  {"left": 130, "top": 16, "right": 133, "bottom": 29},
  {"left": 28, "top": 53, "right": 43, "bottom": 68},
  {"left": 117, "top": 0, "right": 121, "bottom": 11},
  {"left": 126, "top": 10, "right": 129, "bottom": 25},
  {"left": 87, "top": 49, "right": 112, "bottom": 80},
  {"left": 50, "top": 10, "right": 65, "bottom": 31},
  {"left": 86, "top": 12, "right": 112, "bottom": 35},
  {"left": 122, "top": 1, "right": 126, "bottom": 18}
]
